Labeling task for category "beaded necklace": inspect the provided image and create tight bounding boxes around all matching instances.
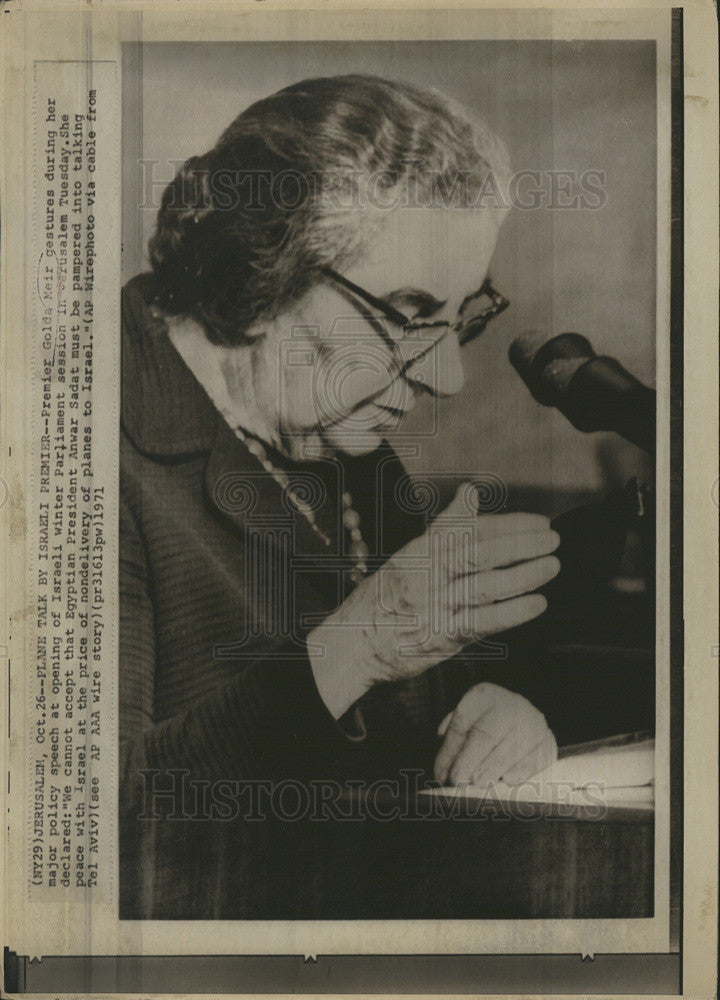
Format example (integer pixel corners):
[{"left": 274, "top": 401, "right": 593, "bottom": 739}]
[
  {"left": 232, "top": 424, "right": 370, "bottom": 585},
  {"left": 163, "top": 321, "right": 370, "bottom": 584}
]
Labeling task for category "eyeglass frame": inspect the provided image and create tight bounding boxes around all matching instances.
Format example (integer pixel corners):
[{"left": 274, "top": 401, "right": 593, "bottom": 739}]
[
  {"left": 306, "top": 266, "right": 509, "bottom": 422},
  {"left": 321, "top": 266, "right": 510, "bottom": 361}
]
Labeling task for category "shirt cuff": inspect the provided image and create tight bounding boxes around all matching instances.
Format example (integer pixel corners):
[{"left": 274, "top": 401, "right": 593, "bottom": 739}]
[{"left": 338, "top": 704, "right": 368, "bottom": 742}]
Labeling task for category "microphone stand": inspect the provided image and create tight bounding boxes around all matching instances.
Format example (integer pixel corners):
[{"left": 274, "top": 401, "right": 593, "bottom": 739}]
[{"left": 539, "top": 476, "right": 655, "bottom": 642}]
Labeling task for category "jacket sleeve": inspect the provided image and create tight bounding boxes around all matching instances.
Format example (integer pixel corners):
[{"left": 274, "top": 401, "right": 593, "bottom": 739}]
[{"left": 118, "top": 480, "right": 444, "bottom": 918}]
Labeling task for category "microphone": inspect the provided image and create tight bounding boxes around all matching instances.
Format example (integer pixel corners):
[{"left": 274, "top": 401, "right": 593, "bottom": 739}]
[{"left": 509, "top": 332, "right": 656, "bottom": 456}]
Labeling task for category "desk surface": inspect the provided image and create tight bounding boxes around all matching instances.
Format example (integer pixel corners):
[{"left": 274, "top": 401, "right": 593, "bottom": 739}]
[
  {"left": 272, "top": 788, "right": 656, "bottom": 920},
  {"left": 422, "top": 784, "right": 654, "bottom": 823}
]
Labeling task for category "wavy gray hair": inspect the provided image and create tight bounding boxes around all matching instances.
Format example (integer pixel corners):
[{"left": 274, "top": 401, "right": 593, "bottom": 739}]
[{"left": 149, "top": 74, "right": 511, "bottom": 345}]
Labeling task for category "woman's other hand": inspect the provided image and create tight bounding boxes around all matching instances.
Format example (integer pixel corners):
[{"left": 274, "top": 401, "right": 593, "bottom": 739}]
[
  {"left": 433, "top": 682, "right": 558, "bottom": 787},
  {"left": 308, "top": 483, "right": 560, "bottom": 719}
]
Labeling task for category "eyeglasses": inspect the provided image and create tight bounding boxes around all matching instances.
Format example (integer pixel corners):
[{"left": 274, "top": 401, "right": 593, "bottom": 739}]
[{"left": 322, "top": 267, "right": 510, "bottom": 357}]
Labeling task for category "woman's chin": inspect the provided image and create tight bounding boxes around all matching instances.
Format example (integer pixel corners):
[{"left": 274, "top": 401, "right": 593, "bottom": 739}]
[{"left": 326, "top": 427, "right": 384, "bottom": 456}]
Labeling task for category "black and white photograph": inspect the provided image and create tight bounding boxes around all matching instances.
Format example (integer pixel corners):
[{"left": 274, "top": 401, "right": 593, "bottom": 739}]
[
  {"left": 119, "top": 37, "right": 666, "bottom": 923},
  {"left": 1, "top": 3, "right": 717, "bottom": 997}
]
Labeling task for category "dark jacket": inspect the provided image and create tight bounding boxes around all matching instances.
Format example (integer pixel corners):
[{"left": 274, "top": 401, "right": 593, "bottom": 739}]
[{"left": 119, "top": 274, "right": 471, "bottom": 919}]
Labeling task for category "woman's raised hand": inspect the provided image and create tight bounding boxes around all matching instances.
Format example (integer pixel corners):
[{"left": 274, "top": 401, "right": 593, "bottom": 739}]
[{"left": 309, "top": 483, "right": 560, "bottom": 719}]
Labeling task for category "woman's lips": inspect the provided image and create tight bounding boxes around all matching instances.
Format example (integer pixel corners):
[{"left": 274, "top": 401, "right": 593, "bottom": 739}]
[
  {"left": 325, "top": 402, "right": 409, "bottom": 437},
  {"left": 369, "top": 404, "right": 408, "bottom": 430}
]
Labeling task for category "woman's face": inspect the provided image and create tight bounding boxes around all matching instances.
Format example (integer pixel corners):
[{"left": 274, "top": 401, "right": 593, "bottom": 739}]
[{"left": 253, "top": 205, "right": 506, "bottom": 458}]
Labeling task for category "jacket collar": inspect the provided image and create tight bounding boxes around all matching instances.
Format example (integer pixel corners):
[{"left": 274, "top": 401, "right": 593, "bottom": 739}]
[
  {"left": 121, "top": 272, "right": 220, "bottom": 458},
  {"left": 121, "top": 273, "right": 350, "bottom": 559},
  {"left": 121, "top": 273, "right": 420, "bottom": 560}
]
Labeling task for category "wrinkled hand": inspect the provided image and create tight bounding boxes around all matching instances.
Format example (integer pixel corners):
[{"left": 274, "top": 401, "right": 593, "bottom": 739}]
[
  {"left": 309, "top": 484, "right": 560, "bottom": 719},
  {"left": 434, "top": 682, "right": 557, "bottom": 787}
]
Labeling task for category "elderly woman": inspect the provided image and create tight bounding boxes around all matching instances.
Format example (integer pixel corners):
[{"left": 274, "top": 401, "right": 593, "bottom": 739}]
[{"left": 120, "top": 74, "right": 560, "bottom": 919}]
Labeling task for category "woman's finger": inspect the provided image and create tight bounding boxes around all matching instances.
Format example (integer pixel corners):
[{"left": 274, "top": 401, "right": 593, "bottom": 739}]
[
  {"left": 503, "top": 731, "right": 558, "bottom": 786},
  {"left": 444, "top": 706, "right": 510, "bottom": 785},
  {"left": 453, "top": 554, "right": 560, "bottom": 611},
  {"left": 468, "top": 737, "right": 521, "bottom": 787},
  {"left": 433, "top": 705, "right": 496, "bottom": 784},
  {"left": 452, "top": 528, "right": 560, "bottom": 577},
  {"left": 437, "top": 710, "right": 454, "bottom": 737},
  {"left": 432, "top": 488, "right": 551, "bottom": 539},
  {"left": 437, "top": 682, "right": 500, "bottom": 738},
  {"left": 433, "top": 715, "right": 474, "bottom": 784},
  {"left": 459, "top": 592, "right": 548, "bottom": 639},
  {"left": 469, "top": 723, "right": 547, "bottom": 786},
  {"left": 448, "top": 715, "right": 509, "bottom": 786}
]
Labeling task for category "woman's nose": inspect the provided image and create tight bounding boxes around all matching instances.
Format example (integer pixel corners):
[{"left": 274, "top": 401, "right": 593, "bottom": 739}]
[{"left": 404, "top": 330, "right": 465, "bottom": 397}]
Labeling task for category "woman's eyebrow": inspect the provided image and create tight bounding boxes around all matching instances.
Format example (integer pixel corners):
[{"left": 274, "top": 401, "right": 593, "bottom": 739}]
[{"left": 382, "top": 287, "right": 448, "bottom": 318}]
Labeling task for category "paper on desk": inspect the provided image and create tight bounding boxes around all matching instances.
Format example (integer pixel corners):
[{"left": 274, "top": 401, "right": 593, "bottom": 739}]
[
  {"left": 539, "top": 738, "right": 655, "bottom": 789},
  {"left": 427, "top": 739, "right": 655, "bottom": 806}
]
